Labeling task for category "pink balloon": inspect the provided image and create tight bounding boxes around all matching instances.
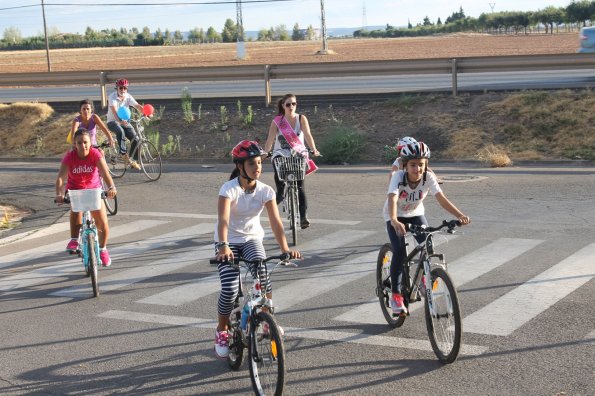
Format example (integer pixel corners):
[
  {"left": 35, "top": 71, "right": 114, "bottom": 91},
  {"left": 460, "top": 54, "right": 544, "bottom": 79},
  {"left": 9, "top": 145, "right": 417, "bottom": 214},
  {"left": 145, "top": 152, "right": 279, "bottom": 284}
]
[{"left": 142, "top": 104, "right": 154, "bottom": 116}]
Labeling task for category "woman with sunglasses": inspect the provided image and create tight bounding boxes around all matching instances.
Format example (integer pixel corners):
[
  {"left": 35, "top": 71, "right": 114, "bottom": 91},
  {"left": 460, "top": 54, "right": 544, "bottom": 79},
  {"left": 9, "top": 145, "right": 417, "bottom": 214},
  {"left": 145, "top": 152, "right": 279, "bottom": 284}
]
[
  {"left": 106, "top": 78, "right": 144, "bottom": 170},
  {"left": 264, "top": 93, "right": 320, "bottom": 229}
]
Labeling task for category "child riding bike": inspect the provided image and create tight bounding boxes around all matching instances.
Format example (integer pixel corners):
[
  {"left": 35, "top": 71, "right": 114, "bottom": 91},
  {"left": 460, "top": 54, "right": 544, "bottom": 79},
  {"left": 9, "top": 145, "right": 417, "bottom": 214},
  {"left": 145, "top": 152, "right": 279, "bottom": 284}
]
[
  {"left": 383, "top": 141, "right": 470, "bottom": 315},
  {"left": 55, "top": 128, "right": 118, "bottom": 267},
  {"left": 213, "top": 140, "right": 301, "bottom": 358},
  {"left": 106, "top": 78, "right": 144, "bottom": 170}
]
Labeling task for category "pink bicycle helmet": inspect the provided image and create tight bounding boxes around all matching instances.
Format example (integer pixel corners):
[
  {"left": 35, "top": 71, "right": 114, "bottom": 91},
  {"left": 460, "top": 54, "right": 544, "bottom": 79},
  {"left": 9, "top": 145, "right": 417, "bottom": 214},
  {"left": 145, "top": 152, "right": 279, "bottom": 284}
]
[{"left": 115, "top": 78, "right": 129, "bottom": 88}]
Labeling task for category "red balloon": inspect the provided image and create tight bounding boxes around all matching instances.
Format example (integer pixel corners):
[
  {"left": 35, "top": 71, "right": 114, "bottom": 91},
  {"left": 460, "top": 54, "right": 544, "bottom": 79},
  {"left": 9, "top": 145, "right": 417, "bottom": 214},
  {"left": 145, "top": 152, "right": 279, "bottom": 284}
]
[{"left": 142, "top": 104, "right": 154, "bottom": 116}]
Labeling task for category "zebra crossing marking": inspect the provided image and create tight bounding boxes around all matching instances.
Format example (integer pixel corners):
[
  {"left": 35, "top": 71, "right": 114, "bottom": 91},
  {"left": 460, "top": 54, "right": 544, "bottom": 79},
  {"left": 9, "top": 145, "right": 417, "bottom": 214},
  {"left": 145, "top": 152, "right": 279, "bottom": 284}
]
[
  {"left": 137, "top": 229, "right": 375, "bottom": 306},
  {"left": 0, "top": 222, "right": 70, "bottom": 246},
  {"left": 464, "top": 242, "right": 595, "bottom": 336},
  {"left": 118, "top": 211, "right": 361, "bottom": 226},
  {"left": 1, "top": 223, "right": 212, "bottom": 293},
  {"left": 98, "top": 309, "right": 488, "bottom": 356},
  {"left": 0, "top": 220, "right": 168, "bottom": 270}
]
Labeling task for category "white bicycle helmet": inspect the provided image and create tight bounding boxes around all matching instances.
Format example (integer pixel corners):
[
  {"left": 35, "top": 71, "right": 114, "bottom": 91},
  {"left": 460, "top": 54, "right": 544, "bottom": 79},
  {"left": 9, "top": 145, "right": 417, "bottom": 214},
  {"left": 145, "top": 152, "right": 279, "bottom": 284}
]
[
  {"left": 400, "top": 141, "right": 431, "bottom": 159},
  {"left": 396, "top": 136, "right": 417, "bottom": 150}
]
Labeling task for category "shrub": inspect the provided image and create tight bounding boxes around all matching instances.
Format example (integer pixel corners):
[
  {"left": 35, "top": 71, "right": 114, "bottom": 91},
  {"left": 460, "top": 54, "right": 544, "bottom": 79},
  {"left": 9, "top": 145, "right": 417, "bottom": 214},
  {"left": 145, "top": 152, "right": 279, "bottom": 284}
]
[
  {"left": 476, "top": 144, "right": 513, "bottom": 167},
  {"left": 319, "top": 125, "right": 366, "bottom": 164}
]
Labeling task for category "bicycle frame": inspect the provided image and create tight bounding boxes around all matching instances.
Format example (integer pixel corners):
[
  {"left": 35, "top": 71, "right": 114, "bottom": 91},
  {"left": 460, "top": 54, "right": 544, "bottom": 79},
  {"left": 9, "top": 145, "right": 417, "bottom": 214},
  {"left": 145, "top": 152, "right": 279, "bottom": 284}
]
[
  {"left": 78, "top": 210, "right": 100, "bottom": 271},
  {"left": 403, "top": 233, "right": 447, "bottom": 306}
]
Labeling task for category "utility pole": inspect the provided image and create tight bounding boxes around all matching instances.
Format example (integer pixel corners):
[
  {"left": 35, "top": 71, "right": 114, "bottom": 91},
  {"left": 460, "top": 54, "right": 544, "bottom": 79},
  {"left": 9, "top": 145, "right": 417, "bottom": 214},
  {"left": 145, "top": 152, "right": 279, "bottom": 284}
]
[
  {"left": 236, "top": 0, "right": 245, "bottom": 59},
  {"left": 317, "top": 0, "right": 329, "bottom": 54},
  {"left": 41, "top": 0, "right": 51, "bottom": 72},
  {"left": 489, "top": 3, "right": 496, "bottom": 13}
]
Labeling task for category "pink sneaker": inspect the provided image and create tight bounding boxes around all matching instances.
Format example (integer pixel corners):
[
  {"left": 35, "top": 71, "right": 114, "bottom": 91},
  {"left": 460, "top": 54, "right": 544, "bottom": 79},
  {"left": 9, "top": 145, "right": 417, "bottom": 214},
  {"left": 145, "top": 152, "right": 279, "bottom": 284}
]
[
  {"left": 390, "top": 293, "right": 408, "bottom": 316},
  {"left": 99, "top": 248, "right": 111, "bottom": 267},
  {"left": 66, "top": 239, "right": 79, "bottom": 252},
  {"left": 214, "top": 330, "right": 230, "bottom": 358}
]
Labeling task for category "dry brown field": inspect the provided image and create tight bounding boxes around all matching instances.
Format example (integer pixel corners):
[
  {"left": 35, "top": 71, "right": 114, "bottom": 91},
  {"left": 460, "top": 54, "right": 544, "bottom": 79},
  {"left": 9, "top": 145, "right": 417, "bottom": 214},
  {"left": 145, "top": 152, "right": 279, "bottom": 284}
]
[{"left": 0, "top": 33, "right": 579, "bottom": 73}]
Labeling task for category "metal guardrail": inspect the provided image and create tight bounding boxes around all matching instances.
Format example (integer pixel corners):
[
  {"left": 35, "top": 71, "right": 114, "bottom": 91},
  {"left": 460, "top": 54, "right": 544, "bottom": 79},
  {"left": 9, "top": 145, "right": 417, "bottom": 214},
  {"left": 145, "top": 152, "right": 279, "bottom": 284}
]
[{"left": 0, "top": 53, "right": 594, "bottom": 106}]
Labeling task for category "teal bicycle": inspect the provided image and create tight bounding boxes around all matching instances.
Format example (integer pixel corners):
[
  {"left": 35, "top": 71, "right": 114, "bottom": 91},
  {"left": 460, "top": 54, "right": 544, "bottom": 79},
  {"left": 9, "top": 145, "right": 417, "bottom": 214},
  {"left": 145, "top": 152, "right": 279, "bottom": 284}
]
[{"left": 61, "top": 188, "right": 106, "bottom": 297}]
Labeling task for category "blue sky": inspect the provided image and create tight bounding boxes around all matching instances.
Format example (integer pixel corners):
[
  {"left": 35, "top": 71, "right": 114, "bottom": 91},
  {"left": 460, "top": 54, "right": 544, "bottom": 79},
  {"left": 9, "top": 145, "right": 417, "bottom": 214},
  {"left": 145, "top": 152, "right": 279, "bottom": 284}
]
[{"left": 0, "top": 0, "right": 573, "bottom": 37}]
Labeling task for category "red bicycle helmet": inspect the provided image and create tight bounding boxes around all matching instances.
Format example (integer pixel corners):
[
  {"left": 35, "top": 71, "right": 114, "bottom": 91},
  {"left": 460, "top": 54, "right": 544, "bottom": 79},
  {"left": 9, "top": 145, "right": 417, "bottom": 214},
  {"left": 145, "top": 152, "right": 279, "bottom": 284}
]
[
  {"left": 115, "top": 78, "right": 129, "bottom": 88},
  {"left": 231, "top": 140, "right": 266, "bottom": 162}
]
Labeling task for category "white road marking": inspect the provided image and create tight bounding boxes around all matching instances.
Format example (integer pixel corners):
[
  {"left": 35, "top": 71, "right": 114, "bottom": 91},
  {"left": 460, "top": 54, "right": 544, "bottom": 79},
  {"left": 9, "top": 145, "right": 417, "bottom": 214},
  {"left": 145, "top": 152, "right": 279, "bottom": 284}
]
[
  {"left": 464, "top": 242, "right": 595, "bottom": 336},
  {"left": 137, "top": 229, "right": 375, "bottom": 306},
  {"left": 0, "top": 222, "right": 70, "bottom": 246},
  {"left": 98, "top": 309, "right": 487, "bottom": 355},
  {"left": 0, "top": 223, "right": 210, "bottom": 292},
  {"left": 118, "top": 211, "right": 360, "bottom": 226},
  {"left": 51, "top": 244, "right": 214, "bottom": 297}
]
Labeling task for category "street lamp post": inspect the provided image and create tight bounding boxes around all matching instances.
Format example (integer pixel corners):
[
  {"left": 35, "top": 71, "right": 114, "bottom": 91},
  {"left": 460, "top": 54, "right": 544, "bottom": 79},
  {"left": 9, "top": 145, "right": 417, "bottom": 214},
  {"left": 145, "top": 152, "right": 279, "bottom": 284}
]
[{"left": 317, "top": 0, "right": 331, "bottom": 55}]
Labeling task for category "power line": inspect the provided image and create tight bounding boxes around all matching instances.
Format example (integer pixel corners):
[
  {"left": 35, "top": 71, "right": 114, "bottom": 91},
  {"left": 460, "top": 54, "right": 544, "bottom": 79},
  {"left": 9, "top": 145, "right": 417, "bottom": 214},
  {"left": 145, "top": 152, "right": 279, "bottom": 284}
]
[{"left": 0, "top": 0, "right": 296, "bottom": 11}]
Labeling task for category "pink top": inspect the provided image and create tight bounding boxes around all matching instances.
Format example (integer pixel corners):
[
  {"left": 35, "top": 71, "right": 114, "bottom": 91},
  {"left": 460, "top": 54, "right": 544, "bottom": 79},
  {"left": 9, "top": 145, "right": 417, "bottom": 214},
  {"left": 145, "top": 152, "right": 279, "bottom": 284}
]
[{"left": 62, "top": 147, "right": 102, "bottom": 190}]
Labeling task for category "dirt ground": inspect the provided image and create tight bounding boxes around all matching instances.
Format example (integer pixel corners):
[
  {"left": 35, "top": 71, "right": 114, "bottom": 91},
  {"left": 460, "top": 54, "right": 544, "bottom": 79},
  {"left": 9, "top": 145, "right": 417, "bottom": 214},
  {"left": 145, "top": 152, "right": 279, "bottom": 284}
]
[{"left": 0, "top": 33, "right": 578, "bottom": 73}]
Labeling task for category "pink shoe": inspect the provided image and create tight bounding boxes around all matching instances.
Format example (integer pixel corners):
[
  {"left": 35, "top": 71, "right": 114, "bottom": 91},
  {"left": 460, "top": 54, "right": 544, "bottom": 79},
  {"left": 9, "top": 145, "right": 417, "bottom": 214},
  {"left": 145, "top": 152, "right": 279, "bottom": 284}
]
[
  {"left": 66, "top": 239, "right": 79, "bottom": 252},
  {"left": 214, "top": 330, "right": 230, "bottom": 358},
  {"left": 100, "top": 248, "right": 111, "bottom": 267},
  {"left": 390, "top": 293, "right": 408, "bottom": 316}
]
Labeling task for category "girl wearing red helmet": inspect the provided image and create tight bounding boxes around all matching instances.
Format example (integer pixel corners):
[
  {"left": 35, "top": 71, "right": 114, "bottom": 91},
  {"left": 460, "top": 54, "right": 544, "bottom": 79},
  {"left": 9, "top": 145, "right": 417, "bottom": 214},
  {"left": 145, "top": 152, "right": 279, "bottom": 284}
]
[
  {"left": 106, "top": 78, "right": 144, "bottom": 170},
  {"left": 213, "top": 140, "right": 301, "bottom": 359},
  {"left": 383, "top": 141, "right": 470, "bottom": 316}
]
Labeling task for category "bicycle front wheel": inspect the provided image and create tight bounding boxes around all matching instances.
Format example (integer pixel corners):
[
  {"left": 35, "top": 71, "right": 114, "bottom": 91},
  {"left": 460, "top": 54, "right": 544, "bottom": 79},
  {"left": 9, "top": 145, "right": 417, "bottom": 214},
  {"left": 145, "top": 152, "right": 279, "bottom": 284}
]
[
  {"left": 100, "top": 178, "right": 118, "bottom": 216},
  {"left": 288, "top": 185, "right": 299, "bottom": 246},
  {"left": 376, "top": 243, "right": 406, "bottom": 328},
  {"left": 424, "top": 267, "right": 461, "bottom": 363},
  {"left": 103, "top": 144, "right": 126, "bottom": 179},
  {"left": 227, "top": 313, "right": 245, "bottom": 370},
  {"left": 248, "top": 311, "right": 285, "bottom": 396},
  {"left": 139, "top": 141, "right": 162, "bottom": 181},
  {"left": 87, "top": 232, "right": 99, "bottom": 297}
]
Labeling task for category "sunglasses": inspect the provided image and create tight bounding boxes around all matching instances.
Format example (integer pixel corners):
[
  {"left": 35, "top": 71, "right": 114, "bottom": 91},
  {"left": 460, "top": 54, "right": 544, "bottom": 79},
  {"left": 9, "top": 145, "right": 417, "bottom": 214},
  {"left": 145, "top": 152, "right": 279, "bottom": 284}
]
[
  {"left": 118, "top": 86, "right": 128, "bottom": 90},
  {"left": 285, "top": 102, "right": 297, "bottom": 108}
]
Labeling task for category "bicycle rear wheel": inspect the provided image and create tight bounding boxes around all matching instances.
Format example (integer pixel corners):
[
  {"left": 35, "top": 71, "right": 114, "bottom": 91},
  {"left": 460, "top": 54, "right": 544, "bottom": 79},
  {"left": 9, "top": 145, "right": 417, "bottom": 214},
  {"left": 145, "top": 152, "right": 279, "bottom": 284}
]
[
  {"left": 288, "top": 186, "right": 299, "bottom": 246},
  {"left": 103, "top": 144, "right": 126, "bottom": 179},
  {"left": 139, "top": 141, "right": 162, "bottom": 181},
  {"left": 100, "top": 178, "right": 118, "bottom": 216},
  {"left": 87, "top": 232, "right": 99, "bottom": 297},
  {"left": 424, "top": 266, "right": 461, "bottom": 363},
  {"left": 248, "top": 311, "right": 285, "bottom": 396},
  {"left": 376, "top": 243, "right": 406, "bottom": 328}
]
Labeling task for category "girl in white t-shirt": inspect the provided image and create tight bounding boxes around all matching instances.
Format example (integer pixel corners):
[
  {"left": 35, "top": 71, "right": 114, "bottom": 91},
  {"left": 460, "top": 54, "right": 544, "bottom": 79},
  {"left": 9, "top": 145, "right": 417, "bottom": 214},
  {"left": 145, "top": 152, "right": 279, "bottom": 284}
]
[
  {"left": 213, "top": 140, "right": 301, "bottom": 359},
  {"left": 384, "top": 141, "right": 470, "bottom": 316}
]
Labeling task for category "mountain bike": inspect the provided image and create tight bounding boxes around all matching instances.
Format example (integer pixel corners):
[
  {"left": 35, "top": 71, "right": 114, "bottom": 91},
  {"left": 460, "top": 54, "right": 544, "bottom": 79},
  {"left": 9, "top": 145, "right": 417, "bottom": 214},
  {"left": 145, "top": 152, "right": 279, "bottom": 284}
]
[
  {"left": 59, "top": 189, "right": 107, "bottom": 297},
  {"left": 272, "top": 155, "right": 306, "bottom": 247},
  {"left": 376, "top": 219, "right": 463, "bottom": 364},
  {"left": 104, "top": 115, "right": 162, "bottom": 181},
  {"left": 210, "top": 253, "right": 298, "bottom": 396}
]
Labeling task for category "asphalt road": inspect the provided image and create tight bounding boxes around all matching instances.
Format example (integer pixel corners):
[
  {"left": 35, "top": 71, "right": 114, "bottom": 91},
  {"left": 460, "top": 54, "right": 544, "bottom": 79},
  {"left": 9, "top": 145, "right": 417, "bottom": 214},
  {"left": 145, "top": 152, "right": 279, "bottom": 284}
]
[
  {"left": 2, "top": 70, "right": 595, "bottom": 103},
  {"left": 1, "top": 161, "right": 594, "bottom": 395}
]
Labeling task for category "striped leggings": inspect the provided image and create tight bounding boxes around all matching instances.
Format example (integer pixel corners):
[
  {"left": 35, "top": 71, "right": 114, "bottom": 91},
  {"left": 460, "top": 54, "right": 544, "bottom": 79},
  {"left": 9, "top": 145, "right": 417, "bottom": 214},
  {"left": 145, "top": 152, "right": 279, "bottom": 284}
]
[{"left": 216, "top": 239, "right": 272, "bottom": 316}]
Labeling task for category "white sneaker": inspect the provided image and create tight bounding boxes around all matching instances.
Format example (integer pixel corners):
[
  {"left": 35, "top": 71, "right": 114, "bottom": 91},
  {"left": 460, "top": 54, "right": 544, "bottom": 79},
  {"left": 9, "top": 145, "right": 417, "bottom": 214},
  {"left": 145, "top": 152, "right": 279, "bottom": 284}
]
[{"left": 214, "top": 330, "right": 229, "bottom": 358}]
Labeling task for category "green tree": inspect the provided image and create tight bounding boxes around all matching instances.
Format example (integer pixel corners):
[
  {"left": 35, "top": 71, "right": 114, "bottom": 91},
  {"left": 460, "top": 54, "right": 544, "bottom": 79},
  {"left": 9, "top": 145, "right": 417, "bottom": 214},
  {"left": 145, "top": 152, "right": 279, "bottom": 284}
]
[
  {"left": 292, "top": 23, "right": 304, "bottom": 40},
  {"left": 206, "top": 26, "right": 221, "bottom": 43},
  {"left": 221, "top": 18, "right": 237, "bottom": 42},
  {"left": 3, "top": 26, "right": 22, "bottom": 44},
  {"left": 305, "top": 24, "right": 316, "bottom": 40}
]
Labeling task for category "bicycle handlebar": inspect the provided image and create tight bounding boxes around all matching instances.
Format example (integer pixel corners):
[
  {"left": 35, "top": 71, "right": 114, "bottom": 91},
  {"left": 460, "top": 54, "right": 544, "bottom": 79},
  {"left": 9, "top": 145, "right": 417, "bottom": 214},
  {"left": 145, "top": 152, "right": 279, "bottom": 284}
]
[
  {"left": 54, "top": 190, "right": 108, "bottom": 205},
  {"left": 407, "top": 219, "right": 462, "bottom": 234},
  {"left": 209, "top": 253, "right": 293, "bottom": 267}
]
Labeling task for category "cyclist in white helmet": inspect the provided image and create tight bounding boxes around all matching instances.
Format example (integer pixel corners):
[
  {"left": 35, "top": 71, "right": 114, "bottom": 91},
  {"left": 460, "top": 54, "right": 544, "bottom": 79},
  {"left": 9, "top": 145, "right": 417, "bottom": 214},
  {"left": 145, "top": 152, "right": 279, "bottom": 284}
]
[{"left": 383, "top": 141, "right": 470, "bottom": 316}]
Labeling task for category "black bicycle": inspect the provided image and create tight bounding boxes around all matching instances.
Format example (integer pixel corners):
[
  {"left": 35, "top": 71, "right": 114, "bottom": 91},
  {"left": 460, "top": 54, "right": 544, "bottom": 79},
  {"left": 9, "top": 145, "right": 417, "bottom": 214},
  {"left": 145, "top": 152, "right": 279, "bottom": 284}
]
[
  {"left": 210, "top": 253, "right": 297, "bottom": 395},
  {"left": 376, "top": 220, "right": 463, "bottom": 363}
]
